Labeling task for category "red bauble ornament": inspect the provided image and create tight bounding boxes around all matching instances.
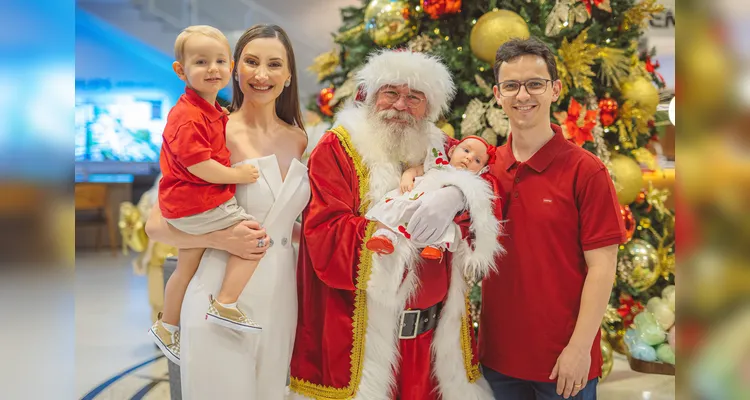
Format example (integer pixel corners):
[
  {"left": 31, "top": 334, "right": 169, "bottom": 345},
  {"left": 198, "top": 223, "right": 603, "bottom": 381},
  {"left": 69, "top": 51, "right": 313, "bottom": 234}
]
[
  {"left": 635, "top": 190, "right": 647, "bottom": 205},
  {"left": 317, "top": 87, "right": 335, "bottom": 117},
  {"left": 598, "top": 97, "right": 619, "bottom": 126},
  {"left": 620, "top": 204, "right": 635, "bottom": 241},
  {"left": 421, "top": 0, "right": 461, "bottom": 19}
]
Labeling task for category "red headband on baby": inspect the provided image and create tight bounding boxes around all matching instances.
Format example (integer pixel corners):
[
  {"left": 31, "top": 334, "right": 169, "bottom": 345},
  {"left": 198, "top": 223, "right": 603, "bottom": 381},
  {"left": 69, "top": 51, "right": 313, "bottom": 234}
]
[{"left": 459, "top": 135, "right": 497, "bottom": 165}]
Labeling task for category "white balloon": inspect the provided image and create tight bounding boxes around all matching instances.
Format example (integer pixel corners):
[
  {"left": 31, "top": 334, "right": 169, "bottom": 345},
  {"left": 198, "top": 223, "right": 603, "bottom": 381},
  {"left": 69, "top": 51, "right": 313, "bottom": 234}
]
[
  {"left": 653, "top": 304, "right": 675, "bottom": 330},
  {"left": 669, "top": 97, "right": 675, "bottom": 125},
  {"left": 647, "top": 297, "right": 665, "bottom": 314},
  {"left": 662, "top": 285, "right": 675, "bottom": 299},
  {"left": 662, "top": 285, "right": 676, "bottom": 312}
]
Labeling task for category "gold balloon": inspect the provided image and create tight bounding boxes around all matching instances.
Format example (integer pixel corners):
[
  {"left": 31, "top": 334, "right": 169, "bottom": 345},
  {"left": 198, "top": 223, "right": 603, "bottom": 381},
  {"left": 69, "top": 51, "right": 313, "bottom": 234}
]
[
  {"left": 118, "top": 202, "right": 149, "bottom": 253},
  {"left": 364, "top": 0, "right": 421, "bottom": 47},
  {"left": 610, "top": 155, "right": 644, "bottom": 205},
  {"left": 600, "top": 333, "right": 614, "bottom": 381},
  {"left": 618, "top": 239, "right": 661, "bottom": 293},
  {"left": 438, "top": 120, "right": 455, "bottom": 138},
  {"left": 622, "top": 76, "right": 659, "bottom": 116},
  {"left": 470, "top": 10, "right": 530, "bottom": 64},
  {"left": 150, "top": 242, "right": 177, "bottom": 268}
]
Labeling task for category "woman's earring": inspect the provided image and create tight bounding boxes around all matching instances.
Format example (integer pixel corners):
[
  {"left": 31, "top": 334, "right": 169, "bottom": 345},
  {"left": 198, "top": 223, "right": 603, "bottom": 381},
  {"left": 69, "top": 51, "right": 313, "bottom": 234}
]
[
  {"left": 284, "top": 79, "right": 291, "bottom": 88},
  {"left": 234, "top": 74, "right": 239, "bottom": 81}
]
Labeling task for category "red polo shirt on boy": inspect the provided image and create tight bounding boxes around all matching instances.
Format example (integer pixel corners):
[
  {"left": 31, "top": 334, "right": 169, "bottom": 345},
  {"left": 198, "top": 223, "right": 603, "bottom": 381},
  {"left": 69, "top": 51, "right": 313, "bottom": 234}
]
[
  {"left": 158, "top": 87, "right": 233, "bottom": 219},
  {"left": 479, "top": 124, "right": 626, "bottom": 382}
]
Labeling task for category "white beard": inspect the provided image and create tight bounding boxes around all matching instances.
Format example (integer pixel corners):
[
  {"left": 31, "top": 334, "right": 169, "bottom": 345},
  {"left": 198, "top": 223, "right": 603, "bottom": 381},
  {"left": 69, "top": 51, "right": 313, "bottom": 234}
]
[
  {"left": 364, "top": 107, "right": 432, "bottom": 167},
  {"left": 334, "top": 103, "right": 447, "bottom": 208}
]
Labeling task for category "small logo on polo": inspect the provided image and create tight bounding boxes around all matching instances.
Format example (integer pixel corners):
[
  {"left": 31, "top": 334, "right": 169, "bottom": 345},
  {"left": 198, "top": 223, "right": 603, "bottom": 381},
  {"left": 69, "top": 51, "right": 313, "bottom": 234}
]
[{"left": 542, "top": 198, "right": 553, "bottom": 204}]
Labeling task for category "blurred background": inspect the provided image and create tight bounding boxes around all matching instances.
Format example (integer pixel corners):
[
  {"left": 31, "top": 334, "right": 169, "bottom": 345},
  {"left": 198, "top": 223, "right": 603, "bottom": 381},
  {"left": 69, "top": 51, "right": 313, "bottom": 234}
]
[
  {"left": 678, "top": 0, "right": 750, "bottom": 399},
  {"left": 5, "top": 0, "right": 747, "bottom": 398}
]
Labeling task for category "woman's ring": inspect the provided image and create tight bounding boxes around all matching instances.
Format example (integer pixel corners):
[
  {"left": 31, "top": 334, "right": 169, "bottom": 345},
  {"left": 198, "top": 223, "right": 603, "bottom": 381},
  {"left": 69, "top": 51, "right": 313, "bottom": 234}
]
[{"left": 257, "top": 238, "right": 265, "bottom": 248}]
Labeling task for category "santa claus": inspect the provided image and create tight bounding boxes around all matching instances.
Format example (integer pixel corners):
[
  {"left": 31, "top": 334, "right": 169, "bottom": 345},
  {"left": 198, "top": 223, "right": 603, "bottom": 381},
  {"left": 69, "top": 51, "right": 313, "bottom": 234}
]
[{"left": 289, "top": 49, "right": 503, "bottom": 400}]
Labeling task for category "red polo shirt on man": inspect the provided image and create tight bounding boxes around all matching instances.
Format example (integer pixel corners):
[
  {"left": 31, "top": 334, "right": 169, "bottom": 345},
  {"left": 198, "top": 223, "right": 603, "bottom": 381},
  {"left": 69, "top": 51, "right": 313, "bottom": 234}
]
[
  {"left": 158, "top": 87, "right": 234, "bottom": 219},
  {"left": 479, "top": 124, "right": 626, "bottom": 382}
]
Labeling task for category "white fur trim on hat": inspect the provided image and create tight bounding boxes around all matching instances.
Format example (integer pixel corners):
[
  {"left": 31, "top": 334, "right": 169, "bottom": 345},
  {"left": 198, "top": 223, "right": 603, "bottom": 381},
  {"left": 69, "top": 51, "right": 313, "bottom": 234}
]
[{"left": 356, "top": 49, "right": 456, "bottom": 122}]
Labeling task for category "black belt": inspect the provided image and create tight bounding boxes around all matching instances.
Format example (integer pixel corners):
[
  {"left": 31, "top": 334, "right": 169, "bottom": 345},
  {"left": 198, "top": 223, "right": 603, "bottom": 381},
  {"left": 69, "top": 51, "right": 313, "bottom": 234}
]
[{"left": 398, "top": 302, "right": 443, "bottom": 339}]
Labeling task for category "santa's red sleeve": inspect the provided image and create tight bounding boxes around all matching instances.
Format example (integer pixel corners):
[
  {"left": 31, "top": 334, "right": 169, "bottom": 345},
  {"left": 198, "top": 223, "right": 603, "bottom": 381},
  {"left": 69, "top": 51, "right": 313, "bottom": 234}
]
[{"left": 301, "top": 131, "right": 371, "bottom": 290}]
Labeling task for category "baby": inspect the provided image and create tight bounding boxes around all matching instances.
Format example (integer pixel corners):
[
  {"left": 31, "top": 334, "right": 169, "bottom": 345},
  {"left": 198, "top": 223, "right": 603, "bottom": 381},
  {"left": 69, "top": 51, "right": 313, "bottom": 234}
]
[{"left": 365, "top": 136, "right": 496, "bottom": 260}]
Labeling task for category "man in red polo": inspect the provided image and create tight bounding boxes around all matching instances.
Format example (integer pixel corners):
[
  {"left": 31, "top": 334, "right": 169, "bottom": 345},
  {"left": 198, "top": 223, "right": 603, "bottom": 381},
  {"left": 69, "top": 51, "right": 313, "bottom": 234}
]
[{"left": 479, "top": 37, "right": 626, "bottom": 399}]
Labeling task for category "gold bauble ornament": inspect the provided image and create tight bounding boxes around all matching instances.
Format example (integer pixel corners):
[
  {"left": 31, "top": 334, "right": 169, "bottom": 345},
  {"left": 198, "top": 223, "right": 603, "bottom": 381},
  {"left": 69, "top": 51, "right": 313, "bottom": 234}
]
[
  {"left": 618, "top": 239, "right": 661, "bottom": 293},
  {"left": 364, "top": 0, "right": 421, "bottom": 47},
  {"left": 600, "top": 332, "right": 614, "bottom": 381},
  {"left": 610, "top": 155, "right": 644, "bottom": 205},
  {"left": 622, "top": 76, "right": 659, "bottom": 116},
  {"left": 438, "top": 120, "right": 455, "bottom": 138},
  {"left": 470, "top": 10, "right": 530, "bottom": 64}
]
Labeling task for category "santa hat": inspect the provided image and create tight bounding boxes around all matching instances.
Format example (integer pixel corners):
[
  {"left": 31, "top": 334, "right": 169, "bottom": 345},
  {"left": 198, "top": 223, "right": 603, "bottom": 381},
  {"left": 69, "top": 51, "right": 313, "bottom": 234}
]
[{"left": 355, "top": 49, "right": 456, "bottom": 122}]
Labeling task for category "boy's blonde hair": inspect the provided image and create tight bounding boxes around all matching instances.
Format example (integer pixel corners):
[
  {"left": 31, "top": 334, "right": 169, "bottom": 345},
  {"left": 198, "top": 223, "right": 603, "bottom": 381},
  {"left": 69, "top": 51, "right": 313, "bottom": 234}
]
[{"left": 174, "top": 25, "right": 231, "bottom": 63}]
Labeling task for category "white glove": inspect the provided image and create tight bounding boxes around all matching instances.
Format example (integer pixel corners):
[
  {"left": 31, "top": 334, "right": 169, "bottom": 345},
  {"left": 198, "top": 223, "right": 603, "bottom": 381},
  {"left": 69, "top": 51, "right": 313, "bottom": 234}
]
[{"left": 406, "top": 186, "right": 466, "bottom": 244}]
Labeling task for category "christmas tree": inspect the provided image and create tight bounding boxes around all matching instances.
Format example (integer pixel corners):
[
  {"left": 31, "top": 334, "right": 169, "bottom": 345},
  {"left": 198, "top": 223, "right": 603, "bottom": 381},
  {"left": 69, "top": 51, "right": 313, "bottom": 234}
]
[{"left": 307, "top": 0, "right": 675, "bottom": 374}]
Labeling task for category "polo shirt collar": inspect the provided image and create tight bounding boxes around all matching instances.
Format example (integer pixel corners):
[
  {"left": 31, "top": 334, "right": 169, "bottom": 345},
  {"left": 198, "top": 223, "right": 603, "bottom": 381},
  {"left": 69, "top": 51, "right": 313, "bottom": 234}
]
[
  {"left": 503, "top": 124, "right": 566, "bottom": 173},
  {"left": 184, "top": 87, "right": 224, "bottom": 122}
]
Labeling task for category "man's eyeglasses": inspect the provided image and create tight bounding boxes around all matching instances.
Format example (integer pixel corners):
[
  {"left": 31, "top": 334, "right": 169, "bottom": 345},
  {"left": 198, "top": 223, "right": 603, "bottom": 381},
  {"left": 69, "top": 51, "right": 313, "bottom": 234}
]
[
  {"left": 496, "top": 78, "right": 553, "bottom": 97},
  {"left": 379, "top": 89, "right": 425, "bottom": 108}
]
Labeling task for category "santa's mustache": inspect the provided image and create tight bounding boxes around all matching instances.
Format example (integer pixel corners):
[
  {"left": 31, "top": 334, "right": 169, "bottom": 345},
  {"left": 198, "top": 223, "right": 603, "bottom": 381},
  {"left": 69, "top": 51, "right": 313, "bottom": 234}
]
[{"left": 376, "top": 109, "right": 417, "bottom": 125}]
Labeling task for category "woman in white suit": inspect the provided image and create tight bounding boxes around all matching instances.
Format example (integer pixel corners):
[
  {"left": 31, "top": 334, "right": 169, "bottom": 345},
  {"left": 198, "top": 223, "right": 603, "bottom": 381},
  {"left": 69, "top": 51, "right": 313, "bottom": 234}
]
[{"left": 146, "top": 24, "right": 310, "bottom": 399}]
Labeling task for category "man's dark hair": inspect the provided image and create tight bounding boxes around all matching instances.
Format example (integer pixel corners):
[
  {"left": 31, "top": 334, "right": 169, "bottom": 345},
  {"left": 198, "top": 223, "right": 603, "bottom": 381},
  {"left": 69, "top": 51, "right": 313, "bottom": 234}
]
[{"left": 493, "top": 37, "right": 558, "bottom": 82}]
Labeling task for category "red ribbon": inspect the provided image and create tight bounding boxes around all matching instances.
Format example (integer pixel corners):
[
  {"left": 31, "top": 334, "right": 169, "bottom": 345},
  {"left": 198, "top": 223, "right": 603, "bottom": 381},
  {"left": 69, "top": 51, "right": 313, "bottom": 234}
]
[
  {"left": 460, "top": 135, "right": 497, "bottom": 165},
  {"left": 617, "top": 294, "right": 644, "bottom": 328},
  {"left": 645, "top": 56, "right": 665, "bottom": 85}
]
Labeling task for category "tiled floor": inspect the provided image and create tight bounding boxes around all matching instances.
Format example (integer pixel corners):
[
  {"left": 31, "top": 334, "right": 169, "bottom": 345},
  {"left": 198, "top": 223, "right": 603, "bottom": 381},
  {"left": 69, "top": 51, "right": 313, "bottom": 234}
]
[
  {"left": 75, "top": 251, "right": 675, "bottom": 399},
  {"left": 76, "top": 251, "right": 161, "bottom": 398}
]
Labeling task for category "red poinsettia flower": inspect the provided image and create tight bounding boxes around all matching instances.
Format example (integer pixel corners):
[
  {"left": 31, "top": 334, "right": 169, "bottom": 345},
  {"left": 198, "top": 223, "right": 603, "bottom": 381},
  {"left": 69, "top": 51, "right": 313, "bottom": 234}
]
[{"left": 554, "top": 98, "right": 598, "bottom": 146}]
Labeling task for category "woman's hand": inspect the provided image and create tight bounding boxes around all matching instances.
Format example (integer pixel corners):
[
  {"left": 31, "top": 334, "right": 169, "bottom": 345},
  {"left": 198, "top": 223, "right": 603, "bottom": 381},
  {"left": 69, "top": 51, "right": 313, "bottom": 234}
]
[{"left": 216, "top": 220, "right": 271, "bottom": 260}]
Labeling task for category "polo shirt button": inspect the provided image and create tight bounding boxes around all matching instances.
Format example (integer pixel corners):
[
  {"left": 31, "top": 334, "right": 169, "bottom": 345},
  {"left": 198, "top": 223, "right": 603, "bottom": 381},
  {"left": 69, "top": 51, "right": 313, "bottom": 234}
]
[
  {"left": 281, "top": 237, "right": 288, "bottom": 246},
  {"left": 514, "top": 177, "right": 520, "bottom": 183},
  {"left": 514, "top": 192, "right": 519, "bottom": 198}
]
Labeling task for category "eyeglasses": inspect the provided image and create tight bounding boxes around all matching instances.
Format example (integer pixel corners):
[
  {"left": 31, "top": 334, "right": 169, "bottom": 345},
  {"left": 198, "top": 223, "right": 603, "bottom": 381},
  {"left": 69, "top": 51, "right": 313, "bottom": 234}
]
[
  {"left": 496, "top": 78, "right": 553, "bottom": 97},
  {"left": 379, "top": 89, "right": 425, "bottom": 108}
]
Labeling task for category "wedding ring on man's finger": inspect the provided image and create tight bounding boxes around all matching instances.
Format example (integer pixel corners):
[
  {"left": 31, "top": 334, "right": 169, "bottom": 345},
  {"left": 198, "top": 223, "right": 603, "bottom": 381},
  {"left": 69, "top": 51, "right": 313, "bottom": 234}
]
[{"left": 257, "top": 238, "right": 265, "bottom": 248}]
